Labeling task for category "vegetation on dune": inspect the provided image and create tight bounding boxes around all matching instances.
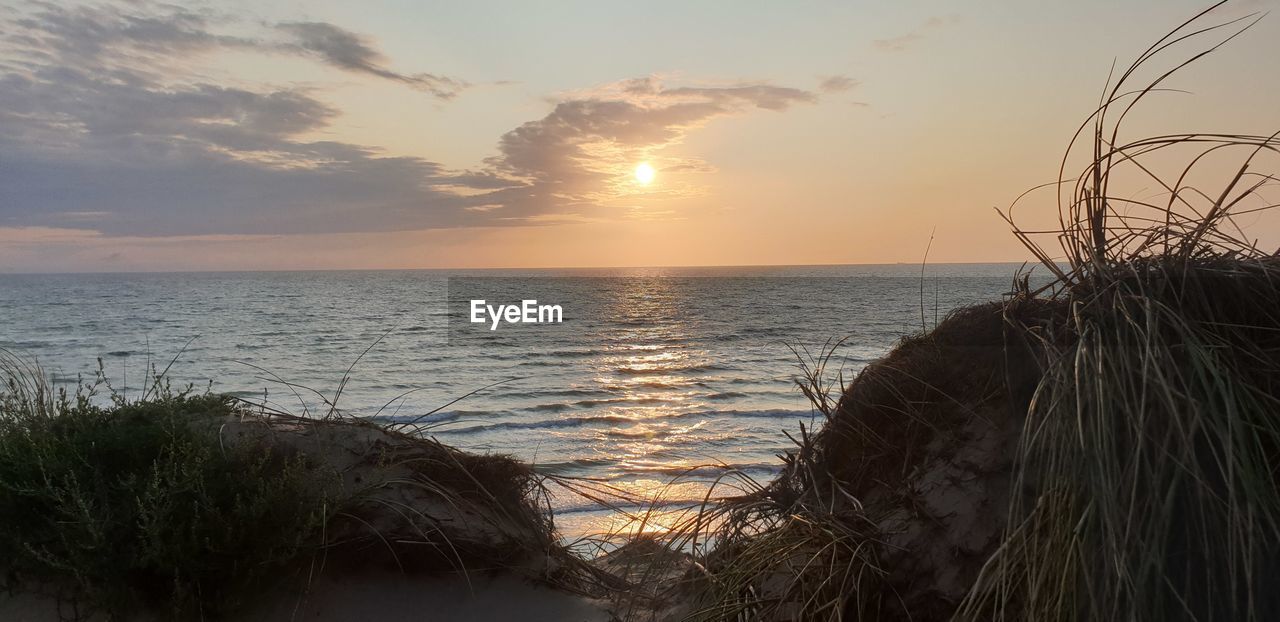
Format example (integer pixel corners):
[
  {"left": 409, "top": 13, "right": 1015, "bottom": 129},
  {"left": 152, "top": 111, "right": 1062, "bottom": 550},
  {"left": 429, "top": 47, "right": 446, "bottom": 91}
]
[
  {"left": 0, "top": 354, "right": 590, "bottom": 619},
  {"left": 0, "top": 357, "right": 326, "bottom": 618},
  {"left": 961, "top": 4, "right": 1280, "bottom": 616},
  {"left": 961, "top": 257, "right": 1280, "bottom": 622},
  {"left": 638, "top": 3, "right": 1280, "bottom": 621}
]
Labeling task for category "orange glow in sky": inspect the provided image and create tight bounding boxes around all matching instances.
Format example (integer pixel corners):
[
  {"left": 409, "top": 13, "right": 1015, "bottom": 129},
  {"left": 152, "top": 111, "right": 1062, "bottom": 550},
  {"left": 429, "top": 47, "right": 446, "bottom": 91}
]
[{"left": 1, "top": 1, "right": 1278, "bottom": 272}]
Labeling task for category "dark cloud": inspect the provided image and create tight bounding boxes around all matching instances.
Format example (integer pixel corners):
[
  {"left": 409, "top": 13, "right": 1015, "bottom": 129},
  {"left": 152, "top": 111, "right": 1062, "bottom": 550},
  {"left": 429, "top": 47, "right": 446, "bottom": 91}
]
[
  {"left": 0, "top": 67, "right": 335, "bottom": 150},
  {"left": 4, "top": 2, "right": 465, "bottom": 98},
  {"left": 0, "top": 4, "right": 478, "bottom": 236},
  {"left": 15, "top": 4, "right": 242, "bottom": 55},
  {"left": 7, "top": 2, "right": 257, "bottom": 77},
  {"left": 0, "top": 64, "right": 476, "bottom": 235},
  {"left": 277, "top": 22, "right": 465, "bottom": 99}
]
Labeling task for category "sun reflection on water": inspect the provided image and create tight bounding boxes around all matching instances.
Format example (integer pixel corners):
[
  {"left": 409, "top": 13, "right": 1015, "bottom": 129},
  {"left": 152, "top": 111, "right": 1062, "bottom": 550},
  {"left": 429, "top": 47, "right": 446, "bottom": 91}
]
[{"left": 557, "top": 277, "right": 749, "bottom": 540}]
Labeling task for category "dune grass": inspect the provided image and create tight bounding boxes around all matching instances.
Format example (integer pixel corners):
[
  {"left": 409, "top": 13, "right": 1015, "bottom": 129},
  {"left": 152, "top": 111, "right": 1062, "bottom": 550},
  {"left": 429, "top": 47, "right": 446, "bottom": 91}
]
[
  {"left": 617, "top": 3, "right": 1280, "bottom": 621},
  {"left": 0, "top": 352, "right": 603, "bottom": 619},
  {"left": 959, "top": 258, "right": 1280, "bottom": 622},
  {"left": 0, "top": 354, "right": 327, "bottom": 618},
  {"left": 959, "top": 3, "right": 1280, "bottom": 619}
]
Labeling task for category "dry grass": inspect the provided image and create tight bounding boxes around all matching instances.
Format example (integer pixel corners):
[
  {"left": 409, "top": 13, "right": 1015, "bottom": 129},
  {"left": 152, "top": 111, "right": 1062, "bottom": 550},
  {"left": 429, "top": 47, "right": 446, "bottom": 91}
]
[
  {"left": 630, "top": 3, "right": 1280, "bottom": 621},
  {"left": 960, "top": 2, "right": 1280, "bottom": 620},
  {"left": 961, "top": 259, "right": 1280, "bottom": 622},
  {"left": 0, "top": 351, "right": 607, "bottom": 618}
]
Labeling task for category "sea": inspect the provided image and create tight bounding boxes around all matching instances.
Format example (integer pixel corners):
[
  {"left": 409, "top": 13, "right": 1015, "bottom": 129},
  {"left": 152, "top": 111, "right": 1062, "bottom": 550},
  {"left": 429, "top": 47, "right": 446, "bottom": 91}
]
[{"left": 0, "top": 264, "right": 1031, "bottom": 539}]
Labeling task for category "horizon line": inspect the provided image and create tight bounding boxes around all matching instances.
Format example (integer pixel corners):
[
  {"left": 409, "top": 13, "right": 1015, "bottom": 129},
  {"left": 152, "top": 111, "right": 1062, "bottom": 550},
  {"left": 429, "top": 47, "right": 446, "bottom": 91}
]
[{"left": 0, "top": 259, "right": 1050, "bottom": 276}]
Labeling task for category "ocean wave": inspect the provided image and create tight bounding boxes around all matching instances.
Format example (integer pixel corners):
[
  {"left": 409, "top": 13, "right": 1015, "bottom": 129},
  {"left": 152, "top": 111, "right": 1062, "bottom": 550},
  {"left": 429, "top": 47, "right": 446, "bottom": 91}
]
[
  {"left": 600, "top": 427, "right": 658, "bottom": 439},
  {"left": 436, "top": 408, "right": 812, "bottom": 435},
  {"left": 601, "top": 379, "right": 708, "bottom": 390},
  {"left": 704, "top": 391, "right": 748, "bottom": 401},
  {"left": 519, "top": 396, "right": 673, "bottom": 413},
  {"left": 613, "top": 362, "right": 732, "bottom": 375},
  {"left": 550, "top": 499, "right": 713, "bottom": 516},
  {"left": 622, "top": 462, "right": 781, "bottom": 478},
  {"left": 531, "top": 388, "right": 613, "bottom": 398},
  {"left": 668, "top": 408, "right": 812, "bottom": 421},
  {"left": 370, "top": 409, "right": 495, "bottom": 427},
  {"left": 443, "top": 414, "right": 638, "bottom": 434},
  {"left": 537, "top": 348, "right": 598, "bottom": 358},
  {"left": 532, "top": 458, "right": 614, "bottom": 473},
  {"left": 570, "top": 396, "right": 668, "bottom": 408}
]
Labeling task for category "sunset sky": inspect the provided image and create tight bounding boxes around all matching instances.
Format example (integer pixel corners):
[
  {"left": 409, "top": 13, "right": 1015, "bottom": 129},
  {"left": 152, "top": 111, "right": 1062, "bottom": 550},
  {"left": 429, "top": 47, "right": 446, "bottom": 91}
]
[{"left": 1, "top": 0, "right": 1278, "bottom": 272}]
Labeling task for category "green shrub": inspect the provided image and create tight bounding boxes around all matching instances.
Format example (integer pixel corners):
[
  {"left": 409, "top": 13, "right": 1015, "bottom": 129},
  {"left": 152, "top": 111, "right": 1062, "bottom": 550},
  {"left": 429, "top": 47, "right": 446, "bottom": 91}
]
[{"left": 0, "top": 371, "right": 327, "bottom": 619}]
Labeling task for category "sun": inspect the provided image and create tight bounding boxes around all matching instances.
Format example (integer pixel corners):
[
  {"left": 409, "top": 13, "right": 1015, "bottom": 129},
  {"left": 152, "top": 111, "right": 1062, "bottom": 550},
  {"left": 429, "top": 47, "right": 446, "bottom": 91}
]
[{"left": 634, "top": 162, "right": 656, "bottom": 185}]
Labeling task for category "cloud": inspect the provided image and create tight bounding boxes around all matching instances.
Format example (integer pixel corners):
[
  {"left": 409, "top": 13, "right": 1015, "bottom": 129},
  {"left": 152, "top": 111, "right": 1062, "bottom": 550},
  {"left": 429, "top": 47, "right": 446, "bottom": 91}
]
[
  {"left": 0, "top": 2, "right": 821, "bottom": 238},
  {"left": 0, "top": 67, "right": 338, "bottom": 151},
  {"left": 874, "top": 14, "right": 961, "bottom": 52},
  {"left": 819, "top": 75, "right": 859, "bottom": 93},
  {"left": 873, "top": 32, "right": 924, "bottom": 53},
  {"left": 0, "top": 1, "right": 481, "bottom": 236},
  {"left": 277, "top": 22, "right": 465, "bottom": 99},
  {"left": 0, "top": 38, "right": 475, "bottom": 234},
  {"left": 3, "top": 2, "right": 465, "bottom": 98},
  {"left": 461, "top": 77, "right": 817, "bottom": 222},
  {"left": 0, "top": 225, "right": 104, "bottom": 245},
  {"left": 7, "top": 3, "right": 255, "bottom": 66}
]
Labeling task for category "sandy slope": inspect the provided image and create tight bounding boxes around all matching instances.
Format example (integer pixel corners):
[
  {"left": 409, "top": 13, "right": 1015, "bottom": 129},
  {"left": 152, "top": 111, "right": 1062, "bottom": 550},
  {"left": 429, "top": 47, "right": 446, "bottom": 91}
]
[
  {"left": 2, "top": 573, "right": 612, "bottom": 622},
  {"left": 243, "top": 572, "right": 611, "bottom": 622}
]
